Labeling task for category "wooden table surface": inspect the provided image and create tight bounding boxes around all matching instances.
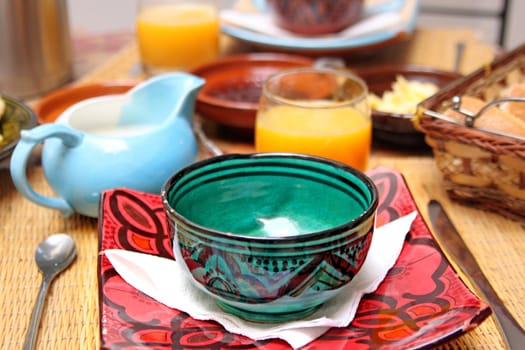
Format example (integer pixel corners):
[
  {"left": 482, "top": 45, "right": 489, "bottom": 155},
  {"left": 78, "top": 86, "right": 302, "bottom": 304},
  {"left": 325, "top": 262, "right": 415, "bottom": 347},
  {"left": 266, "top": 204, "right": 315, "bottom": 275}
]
[{"left": 1, "top": 28, "right": 524, "bottom": 350}]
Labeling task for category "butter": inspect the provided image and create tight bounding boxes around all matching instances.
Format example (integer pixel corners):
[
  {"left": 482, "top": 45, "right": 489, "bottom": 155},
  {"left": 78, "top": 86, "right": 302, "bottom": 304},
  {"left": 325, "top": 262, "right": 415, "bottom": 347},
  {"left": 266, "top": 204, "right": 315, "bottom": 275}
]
[{"left": 369, "top": 75, "right": 438, "bottom": 114}]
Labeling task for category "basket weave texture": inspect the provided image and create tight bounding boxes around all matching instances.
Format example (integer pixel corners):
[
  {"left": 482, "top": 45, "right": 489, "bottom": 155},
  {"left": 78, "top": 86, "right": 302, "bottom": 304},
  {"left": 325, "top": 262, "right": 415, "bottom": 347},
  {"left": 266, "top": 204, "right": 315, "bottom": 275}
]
[{"left": 416, "top": 44, "right": 525, "bottom": 221}]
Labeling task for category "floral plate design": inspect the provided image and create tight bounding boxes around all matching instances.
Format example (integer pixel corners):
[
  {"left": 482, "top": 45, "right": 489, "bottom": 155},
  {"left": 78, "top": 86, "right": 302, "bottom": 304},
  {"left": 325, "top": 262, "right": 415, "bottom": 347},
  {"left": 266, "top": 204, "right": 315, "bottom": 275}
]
[{"left": 98, "top": 166, "right": 491, "bottom": 349}]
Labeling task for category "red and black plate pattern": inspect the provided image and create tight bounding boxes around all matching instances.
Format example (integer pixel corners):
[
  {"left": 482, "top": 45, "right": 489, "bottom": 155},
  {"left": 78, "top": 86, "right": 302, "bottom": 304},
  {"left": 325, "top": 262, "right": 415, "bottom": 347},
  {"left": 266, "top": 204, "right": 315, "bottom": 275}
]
[{"left": 98, "top": 166, "right": 491, "bottom": 349}]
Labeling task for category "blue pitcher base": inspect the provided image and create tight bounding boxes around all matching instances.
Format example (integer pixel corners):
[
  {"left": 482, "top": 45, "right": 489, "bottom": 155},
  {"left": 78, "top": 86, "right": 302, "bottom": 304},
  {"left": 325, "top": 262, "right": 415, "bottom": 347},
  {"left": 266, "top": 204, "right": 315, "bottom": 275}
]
[{"left": 216, "top": 301, "right": 323, "bottom": 323}]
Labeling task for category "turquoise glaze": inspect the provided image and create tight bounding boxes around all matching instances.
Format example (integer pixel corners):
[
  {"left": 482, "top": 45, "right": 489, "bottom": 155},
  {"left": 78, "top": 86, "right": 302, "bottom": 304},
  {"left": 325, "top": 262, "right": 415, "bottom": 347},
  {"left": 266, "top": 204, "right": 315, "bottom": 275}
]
[
  {"left": 10, "top": 73, "right": 204, "bottom": 217},
  {"left": 162, "top": 153, "right": 378, "bottom": 322}
]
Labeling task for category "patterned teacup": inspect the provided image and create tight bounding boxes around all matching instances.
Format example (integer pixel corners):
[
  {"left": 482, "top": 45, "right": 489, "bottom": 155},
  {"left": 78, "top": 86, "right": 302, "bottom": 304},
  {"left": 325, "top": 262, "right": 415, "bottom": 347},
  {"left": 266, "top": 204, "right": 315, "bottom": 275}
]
[{"left": 265, "top": 0, "right": 364, "bottom": 35}]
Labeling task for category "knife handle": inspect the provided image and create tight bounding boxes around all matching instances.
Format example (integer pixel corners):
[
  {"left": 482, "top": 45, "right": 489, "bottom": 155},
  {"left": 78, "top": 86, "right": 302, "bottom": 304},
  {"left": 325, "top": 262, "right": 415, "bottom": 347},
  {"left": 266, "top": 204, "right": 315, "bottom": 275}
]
[{"left": 472, "top": 267, "right": 525, "bottom": 349}]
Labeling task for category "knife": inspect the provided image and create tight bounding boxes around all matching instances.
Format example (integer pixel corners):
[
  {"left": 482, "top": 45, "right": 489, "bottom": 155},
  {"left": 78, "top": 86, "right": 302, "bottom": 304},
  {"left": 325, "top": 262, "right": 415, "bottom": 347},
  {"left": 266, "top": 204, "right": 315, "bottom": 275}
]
[{"left": 427, "top": 200, "right": 525, "bottom": 349}]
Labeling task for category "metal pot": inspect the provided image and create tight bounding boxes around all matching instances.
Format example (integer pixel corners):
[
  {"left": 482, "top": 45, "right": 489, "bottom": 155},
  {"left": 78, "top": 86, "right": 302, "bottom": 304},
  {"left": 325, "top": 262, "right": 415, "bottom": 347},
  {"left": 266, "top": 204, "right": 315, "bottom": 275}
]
[{"left": 0, "top": 0, "right": 73, "bottom": 98}]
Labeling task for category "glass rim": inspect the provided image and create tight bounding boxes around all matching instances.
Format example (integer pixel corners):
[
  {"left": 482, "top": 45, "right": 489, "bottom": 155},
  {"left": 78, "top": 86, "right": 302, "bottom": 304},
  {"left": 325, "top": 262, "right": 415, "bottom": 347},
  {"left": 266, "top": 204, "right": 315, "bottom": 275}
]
[{"left": 261, "top": 67, "right": 369, "bottom": 109}]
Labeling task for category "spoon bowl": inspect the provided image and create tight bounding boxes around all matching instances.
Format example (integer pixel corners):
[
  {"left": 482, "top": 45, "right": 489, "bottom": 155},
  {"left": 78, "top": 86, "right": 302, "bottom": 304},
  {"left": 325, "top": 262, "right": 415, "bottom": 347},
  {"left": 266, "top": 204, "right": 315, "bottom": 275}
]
[
  {"left": 35, "top": 233, "right": 77, "bottom": 273},
  {"left": 23, "top": 233, "right": 77, "bottom": 350}
]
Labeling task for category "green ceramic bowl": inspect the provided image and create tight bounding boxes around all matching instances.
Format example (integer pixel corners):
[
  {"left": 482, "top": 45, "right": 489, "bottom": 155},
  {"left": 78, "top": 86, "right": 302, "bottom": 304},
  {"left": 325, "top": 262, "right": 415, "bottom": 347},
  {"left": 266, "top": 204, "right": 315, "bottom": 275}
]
[{"left": 162, "top": 153, "right": 378, "bottom": 322}]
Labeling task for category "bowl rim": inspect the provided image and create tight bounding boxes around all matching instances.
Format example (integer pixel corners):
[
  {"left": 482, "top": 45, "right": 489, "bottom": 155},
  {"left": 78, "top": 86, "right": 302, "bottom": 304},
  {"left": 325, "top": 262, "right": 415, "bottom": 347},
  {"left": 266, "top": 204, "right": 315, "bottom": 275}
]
[
  {"left": 189, "top": 52, "right": 314, "bottom": 111},
  {"left": 355, "top": 63, "right": 462, "bottom": 79},
  {"left": 161, "top": 152, "right": 378, "bottom": 243},
  {"left": 0, "top": 95, "right": 38, "bottom": 160}
]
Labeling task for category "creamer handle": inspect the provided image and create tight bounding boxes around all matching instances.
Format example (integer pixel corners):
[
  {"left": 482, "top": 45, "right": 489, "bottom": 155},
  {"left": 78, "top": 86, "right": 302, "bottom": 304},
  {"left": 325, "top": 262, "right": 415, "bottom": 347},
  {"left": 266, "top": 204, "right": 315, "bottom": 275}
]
[{"left": 10, "top": 124, "right": 83, "bottom": 217}]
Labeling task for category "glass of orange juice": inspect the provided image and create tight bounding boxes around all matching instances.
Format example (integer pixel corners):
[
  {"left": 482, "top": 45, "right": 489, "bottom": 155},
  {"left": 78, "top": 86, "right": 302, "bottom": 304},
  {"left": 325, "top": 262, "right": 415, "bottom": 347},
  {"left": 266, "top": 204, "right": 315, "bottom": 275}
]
[
  {"left": 136, "top": 0, "right": 219, "bottom": 74},
  {"left": 255, "top": 68, "right": 371, "bottom": 171}
]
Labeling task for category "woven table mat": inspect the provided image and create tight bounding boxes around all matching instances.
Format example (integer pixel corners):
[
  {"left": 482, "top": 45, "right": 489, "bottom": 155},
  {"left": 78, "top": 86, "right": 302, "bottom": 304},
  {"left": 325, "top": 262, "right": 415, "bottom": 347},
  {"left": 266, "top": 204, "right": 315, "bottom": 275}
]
[
  {"left": 1, "top": 167, "right": 100, "bottom": 349},
  {"left": 1, "top": 28, "right": 523, "bottom": 349},
  {"left": 78, "top": 28, "right": 496, "bottom": 86}
]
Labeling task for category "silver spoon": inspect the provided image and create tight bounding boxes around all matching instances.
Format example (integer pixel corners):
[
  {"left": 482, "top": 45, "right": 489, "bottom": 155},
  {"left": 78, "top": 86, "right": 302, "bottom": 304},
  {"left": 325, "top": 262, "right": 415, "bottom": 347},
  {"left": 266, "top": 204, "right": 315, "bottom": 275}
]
[{"left": 23, "top": 233, "right": 77, "bottom": 350}]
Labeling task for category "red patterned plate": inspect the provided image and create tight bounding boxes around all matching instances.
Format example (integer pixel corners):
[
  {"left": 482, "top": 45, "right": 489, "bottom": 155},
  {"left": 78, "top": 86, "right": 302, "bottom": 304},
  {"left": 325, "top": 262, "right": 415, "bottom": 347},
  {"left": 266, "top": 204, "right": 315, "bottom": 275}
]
[{"left": 98, "top": 166, "right": 491, "bottom": 349}]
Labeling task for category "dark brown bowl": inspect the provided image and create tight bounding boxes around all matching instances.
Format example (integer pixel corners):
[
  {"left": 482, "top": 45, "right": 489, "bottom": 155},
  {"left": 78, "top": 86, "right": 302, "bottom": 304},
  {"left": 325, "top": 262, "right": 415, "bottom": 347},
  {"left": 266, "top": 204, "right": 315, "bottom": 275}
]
[
  {"left": 355, "top": 65, "right": 462, "bottom": 148},
  {"left": 189, "top": 53, "right": 314, "bottom": 130}
]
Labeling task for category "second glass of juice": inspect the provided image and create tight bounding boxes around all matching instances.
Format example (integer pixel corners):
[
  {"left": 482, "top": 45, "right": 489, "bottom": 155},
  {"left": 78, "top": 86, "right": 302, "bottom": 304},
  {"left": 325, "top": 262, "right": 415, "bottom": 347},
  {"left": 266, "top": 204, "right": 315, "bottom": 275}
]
[
  {"left": 136, "top": 0, "right": 219, "bottom": 75},
  {"left": 255, "top": 68, "right": 372, "bottom": 171}
]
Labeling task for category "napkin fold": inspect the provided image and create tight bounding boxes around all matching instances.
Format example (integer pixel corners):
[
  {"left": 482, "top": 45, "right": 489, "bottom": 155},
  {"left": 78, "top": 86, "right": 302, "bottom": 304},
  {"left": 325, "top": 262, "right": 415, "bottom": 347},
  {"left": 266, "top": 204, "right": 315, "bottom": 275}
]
[
  {"left": 104, "top": 211, "right": 417, "bottom": 349},
  {"left": 220, "top": 0, "right": 416, "bottom": 41}
]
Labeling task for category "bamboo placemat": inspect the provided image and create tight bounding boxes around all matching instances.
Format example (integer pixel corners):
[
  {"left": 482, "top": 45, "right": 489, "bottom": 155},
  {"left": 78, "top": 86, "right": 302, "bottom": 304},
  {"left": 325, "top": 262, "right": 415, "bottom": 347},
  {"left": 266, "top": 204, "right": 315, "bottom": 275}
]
[
  {"left": 78, "top": 27, "right": 496, "bottom": 86},
  {"left": 1, "top": 28, "right": 523, "bottom": 349},
  {"left": 0, "top": 168, "right": 100, "bottom": 349}
]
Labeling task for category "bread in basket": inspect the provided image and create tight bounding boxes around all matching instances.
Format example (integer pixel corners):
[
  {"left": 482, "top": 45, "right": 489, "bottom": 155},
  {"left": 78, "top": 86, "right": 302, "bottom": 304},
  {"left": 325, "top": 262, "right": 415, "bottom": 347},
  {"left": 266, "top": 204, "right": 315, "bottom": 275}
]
[{"left": 415, "top": 43, "right": 525, "bottom": 221}]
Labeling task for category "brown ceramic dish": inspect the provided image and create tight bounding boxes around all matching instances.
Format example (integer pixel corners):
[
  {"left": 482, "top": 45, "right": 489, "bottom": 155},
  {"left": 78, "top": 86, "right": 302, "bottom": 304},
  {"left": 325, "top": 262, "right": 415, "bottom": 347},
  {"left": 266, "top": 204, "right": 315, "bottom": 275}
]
[
  {"left": 355, "top": 65, "right": 462, "bottom": 148},
  {"left": 189, "top": 53, "right": 314, "bottom": 130},
  {"left": 33, "top": 82, "right": 136, "bottom": 124}
]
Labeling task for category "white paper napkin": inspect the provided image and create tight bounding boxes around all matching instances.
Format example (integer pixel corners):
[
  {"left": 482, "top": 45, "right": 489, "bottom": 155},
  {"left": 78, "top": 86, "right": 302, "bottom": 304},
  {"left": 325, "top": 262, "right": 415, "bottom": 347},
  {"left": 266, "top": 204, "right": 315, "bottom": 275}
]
[
  {"left": 104, "top": 211, "right": 417, "bottom": 349},
  {"left": 220, "top": 0, "right": 416, "bottom": 41}
]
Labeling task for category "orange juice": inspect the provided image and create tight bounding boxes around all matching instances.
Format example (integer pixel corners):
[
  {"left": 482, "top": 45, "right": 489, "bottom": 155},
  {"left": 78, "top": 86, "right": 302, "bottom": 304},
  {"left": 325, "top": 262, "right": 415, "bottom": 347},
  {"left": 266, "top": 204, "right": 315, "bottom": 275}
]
[
  {"left": 136, "top": 4, "right": 219, "bottom": 73},
  {"left": 255, "top": 105, "right": 371, "bottom": 170}
]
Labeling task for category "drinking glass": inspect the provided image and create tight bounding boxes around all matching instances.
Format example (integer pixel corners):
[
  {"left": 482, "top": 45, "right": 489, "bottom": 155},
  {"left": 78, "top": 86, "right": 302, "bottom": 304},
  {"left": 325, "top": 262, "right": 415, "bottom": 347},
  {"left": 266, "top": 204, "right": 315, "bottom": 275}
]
[
  {"left": 255, "top": 67, "right": 372, "bottom": 171},
  {"left": 136, "top": 0, "right": 219, "bottom": 75}
]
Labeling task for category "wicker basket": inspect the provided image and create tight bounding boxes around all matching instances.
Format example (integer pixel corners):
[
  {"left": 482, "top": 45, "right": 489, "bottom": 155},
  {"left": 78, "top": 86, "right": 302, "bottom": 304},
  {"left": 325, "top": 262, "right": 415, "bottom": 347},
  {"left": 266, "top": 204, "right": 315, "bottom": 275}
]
[{"left": 415, "top": 43, "right": 525, "bottom": 221}]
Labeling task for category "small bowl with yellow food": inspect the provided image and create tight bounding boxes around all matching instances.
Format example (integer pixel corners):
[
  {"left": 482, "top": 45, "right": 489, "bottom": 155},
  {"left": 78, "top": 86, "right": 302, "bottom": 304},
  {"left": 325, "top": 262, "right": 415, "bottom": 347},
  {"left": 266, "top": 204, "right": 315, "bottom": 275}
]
[
  {"left": 356, "top": 65, "right": 461, "bottom": 148},
  {"left": 0, "top": 95, "right": 38, "bottom": 169}
]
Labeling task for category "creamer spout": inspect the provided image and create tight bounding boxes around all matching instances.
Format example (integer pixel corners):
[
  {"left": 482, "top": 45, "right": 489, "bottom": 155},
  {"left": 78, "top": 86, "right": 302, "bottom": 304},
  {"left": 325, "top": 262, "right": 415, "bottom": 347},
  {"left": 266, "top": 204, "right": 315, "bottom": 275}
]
[{"left": 119, "top": 72, "right": 205, "bottom": 126}]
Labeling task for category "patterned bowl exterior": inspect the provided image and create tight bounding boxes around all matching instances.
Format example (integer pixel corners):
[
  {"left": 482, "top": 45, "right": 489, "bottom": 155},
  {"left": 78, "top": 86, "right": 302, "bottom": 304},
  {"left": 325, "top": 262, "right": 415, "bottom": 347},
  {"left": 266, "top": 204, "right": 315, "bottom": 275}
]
[
  {"left": 162, "top": 153, "right": 378, "bottom": 322},
  {"left": 267, "top": 0, "right": 364, "bottom": 36}
]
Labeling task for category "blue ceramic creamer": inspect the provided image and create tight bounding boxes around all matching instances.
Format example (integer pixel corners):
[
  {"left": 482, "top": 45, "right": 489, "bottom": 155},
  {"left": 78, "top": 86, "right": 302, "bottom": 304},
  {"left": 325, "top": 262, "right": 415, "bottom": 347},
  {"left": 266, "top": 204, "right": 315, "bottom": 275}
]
[{"left": 10, "top": 73, "right": 204, "bottom": 217}]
